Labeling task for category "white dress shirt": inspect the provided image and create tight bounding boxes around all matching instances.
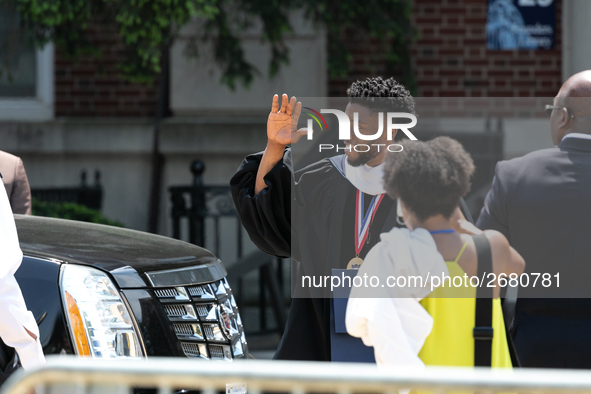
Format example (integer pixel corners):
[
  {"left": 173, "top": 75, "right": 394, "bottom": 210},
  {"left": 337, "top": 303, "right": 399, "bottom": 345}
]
[{"left": 0, "top": 179, "right": 45, "bottom": 369}]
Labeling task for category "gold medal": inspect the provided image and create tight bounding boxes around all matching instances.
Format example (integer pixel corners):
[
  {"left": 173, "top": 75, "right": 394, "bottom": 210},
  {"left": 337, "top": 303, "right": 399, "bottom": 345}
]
[{"left": 347, "top": 256, "right": 364, "bottom": 270}]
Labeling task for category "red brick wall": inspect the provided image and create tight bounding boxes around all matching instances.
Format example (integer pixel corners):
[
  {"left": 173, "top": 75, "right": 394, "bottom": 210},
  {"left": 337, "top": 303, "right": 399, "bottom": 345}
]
[
  {"left": 329, "top": 0, "right": 562, "bottom": 97},
  {"left": 328, "top": 31, "right": 397, "bottom": 97},
  {"left": 55, "top": 1, "right": 563, "bottom": 116},
  {"left": 55, "top": 23, "right": 158, "bottom": 117}
]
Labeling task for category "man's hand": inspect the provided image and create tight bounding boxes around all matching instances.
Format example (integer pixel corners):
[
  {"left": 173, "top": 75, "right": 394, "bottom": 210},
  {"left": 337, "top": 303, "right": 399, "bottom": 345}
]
[
  {"left": 255, "top": 94, "right": 305, "bottom": 194},
  {"left": 267, "top": 94, "right": 306, "bottom": 147}
]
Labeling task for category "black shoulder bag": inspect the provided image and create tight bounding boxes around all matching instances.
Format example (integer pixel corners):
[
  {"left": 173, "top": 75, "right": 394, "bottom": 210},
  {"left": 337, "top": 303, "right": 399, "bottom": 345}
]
[{"left": 473, "top": 233, "right": 494, "bottom": 367}]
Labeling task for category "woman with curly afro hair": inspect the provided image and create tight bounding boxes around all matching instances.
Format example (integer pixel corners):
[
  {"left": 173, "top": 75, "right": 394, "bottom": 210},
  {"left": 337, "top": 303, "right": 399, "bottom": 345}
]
[{"left": 382, "top": 136, "right": 525, "bottom": 368}]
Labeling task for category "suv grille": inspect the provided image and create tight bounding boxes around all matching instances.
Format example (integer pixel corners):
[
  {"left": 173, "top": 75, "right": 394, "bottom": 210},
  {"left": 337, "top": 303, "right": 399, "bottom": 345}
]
[
  {"left": 155, "top": 288, "right": 179, "bottom": 298},
  {"left": 208, "top": 344, "right": 231, "bottom": 360},
  {"left": 180, "top": 342, "right": 208, "bottom": 358},
  {"left": 154, "top": 278, "right": 247, "bottom": 360},
  {"left": 164, "top": 304, "right": 197, "bottom": 320}
]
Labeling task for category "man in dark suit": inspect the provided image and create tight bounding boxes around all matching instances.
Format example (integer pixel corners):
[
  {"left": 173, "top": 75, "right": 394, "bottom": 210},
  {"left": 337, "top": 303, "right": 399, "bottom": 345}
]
[{"left": 476, "top": 70, "right": 591, "bottom": 368}]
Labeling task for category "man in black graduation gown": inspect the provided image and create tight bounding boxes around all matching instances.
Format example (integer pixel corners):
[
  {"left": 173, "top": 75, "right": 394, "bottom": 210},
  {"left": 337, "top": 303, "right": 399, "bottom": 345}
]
[{"left": 231, "top": 77, "right": 423, "bottom": 361}]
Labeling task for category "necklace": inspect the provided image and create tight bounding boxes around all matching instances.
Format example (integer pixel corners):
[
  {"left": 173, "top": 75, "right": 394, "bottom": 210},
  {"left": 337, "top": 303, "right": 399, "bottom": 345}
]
[{"left": 429, "top": 229, "right": 456, "bottom": 234}]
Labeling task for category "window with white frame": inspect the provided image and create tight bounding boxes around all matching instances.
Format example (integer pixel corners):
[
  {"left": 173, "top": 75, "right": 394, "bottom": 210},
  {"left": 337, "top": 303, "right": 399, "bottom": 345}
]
[{"left": 0, "top": 1, "right": 53, "bottom": 121}]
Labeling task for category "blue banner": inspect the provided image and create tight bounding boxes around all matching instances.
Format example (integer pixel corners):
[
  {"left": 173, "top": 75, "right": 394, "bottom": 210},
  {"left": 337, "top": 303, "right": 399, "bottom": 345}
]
[{"left": 487, "top": 0, "right": 556, "bottom": 50}]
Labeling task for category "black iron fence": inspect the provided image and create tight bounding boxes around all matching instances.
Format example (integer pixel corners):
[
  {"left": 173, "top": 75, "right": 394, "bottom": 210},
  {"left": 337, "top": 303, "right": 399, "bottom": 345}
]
[
  {"left": 31, "top": 170, "right": 103, "bottom": 210},
  {"left": 169, "top": 161, "right": 288, "bottom": 336}
]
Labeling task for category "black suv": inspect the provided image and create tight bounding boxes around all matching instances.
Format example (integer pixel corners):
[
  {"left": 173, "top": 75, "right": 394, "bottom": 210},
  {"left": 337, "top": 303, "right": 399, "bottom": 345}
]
[{"left": 14, "top": 215, "right": 248, "bottom": 360}]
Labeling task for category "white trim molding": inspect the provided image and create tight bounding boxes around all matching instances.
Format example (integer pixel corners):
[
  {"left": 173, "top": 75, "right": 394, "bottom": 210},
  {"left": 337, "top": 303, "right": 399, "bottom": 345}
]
[{"left": 0, "top": 43, "right": 54, "bottom": 121}]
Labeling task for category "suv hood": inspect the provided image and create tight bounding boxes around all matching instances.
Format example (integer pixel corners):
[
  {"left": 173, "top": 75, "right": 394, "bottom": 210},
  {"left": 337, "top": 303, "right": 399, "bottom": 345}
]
[{"left": 15, "top": 215, "right": 224, "bottom": 288}]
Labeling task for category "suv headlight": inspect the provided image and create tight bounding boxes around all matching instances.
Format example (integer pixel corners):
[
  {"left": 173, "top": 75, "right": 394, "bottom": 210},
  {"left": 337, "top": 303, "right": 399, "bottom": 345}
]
[{"left": 60, "top": 264, "right": 144, "bottom": 358}]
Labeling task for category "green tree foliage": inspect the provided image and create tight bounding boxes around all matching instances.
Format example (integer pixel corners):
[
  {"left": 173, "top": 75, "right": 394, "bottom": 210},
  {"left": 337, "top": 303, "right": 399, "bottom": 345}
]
[{"left": 2, "top": 0, "right": 415, "bottom": 90}]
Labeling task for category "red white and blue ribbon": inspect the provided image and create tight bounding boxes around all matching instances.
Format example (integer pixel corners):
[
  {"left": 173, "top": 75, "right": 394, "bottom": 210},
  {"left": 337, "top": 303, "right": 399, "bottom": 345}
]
[{"left": 354, "top": 190, "right": 385, "bottom": 255}]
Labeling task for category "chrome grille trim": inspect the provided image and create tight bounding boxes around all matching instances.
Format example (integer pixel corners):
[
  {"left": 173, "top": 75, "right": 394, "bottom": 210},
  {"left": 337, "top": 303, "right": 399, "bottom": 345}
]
[
  {"left": 203, "top": 325, "right": 214, "bottom": 338},
  {"left": 195, "top": 303, "right": 217, "bottom": 321},
  {"left": 165, "top": 305, "right": 186, "bottom": 317},
  {"left": 187, "top": 285, "right": 216, "bottom": 300},
  {"left": 209, "top": 345, "right": 223, "bottom": 359},
  {"left": 212, "top": 280, "right": 228, "bottom": 296},
  {"left": 180, "top": 342, "right": 207, "bottom": 358},
  {"left": 155, "top": 288, "right": 178, "bottom": 298},
  {"left": 164, "top": 304, "right": 197, "bottom": 320},
  {"left": 152, "top": 277, "right": 247, "bottom": 360},
  {"left": 189, "top": 286, "right": 205, "bottom": 296},
  {"left": 195, "top": 304, "right": 208, "bottom": 317},
  {"left": 202, "top": 323, "right": 225, "bottom": 342},
  {"left": 209, "top": 344, "right": 231, "bottom": 360},
  {"left": 155, "top": 287, "right": 190, "bottom": 301},
  {"left": 173, "top": 323, "right": 203, "bottom": 340},
  {"left": 146, "top": 260, "right": 227, "bottom": 287},
  {"left": 174, "top": 324, "right": 193, "bottom": 336}
]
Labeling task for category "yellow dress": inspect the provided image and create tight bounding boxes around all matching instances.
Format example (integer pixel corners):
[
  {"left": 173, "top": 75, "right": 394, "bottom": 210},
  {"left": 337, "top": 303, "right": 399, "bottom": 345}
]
[{"left": 418, "top": 241, "right": 512, "bottom": 368}]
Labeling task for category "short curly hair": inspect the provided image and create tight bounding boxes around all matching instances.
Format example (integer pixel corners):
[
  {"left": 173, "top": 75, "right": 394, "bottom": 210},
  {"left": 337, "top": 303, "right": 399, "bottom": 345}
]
[
  {"left": 383, "top": 137, "right": 475, "bottom": 221},
  {"left": 347, "top": 76, "right": 415, "bottom": 114}
]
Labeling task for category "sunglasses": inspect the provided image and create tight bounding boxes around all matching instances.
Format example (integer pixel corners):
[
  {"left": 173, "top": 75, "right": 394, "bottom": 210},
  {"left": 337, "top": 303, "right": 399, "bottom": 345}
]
[{"left": 545, "top": 104, "right": 575, "bottom": 119}]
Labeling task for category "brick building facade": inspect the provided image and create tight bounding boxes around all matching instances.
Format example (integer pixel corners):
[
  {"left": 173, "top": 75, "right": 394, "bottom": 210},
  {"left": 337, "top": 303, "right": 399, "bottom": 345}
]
[
  {"left": 53, "top": 0, "right": 563, "bottom": 117},
  {"left": 3, "top": 0, "right": 580, "bottom": 234},
  {"left": 54, "top": 23, "right": 157, "bottom": 117},
  {"left": 331, "top": 0, "right": 563, "bottom": 97}
]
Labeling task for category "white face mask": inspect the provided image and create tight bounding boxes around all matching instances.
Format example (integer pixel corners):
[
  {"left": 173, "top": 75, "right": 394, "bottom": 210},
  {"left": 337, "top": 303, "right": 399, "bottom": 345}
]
[
  {"left": 396, "top": 198, "right": 405, "bottom": 226},
  {"left": 344, "top": 159, "right": 387, "bottom": 196}
]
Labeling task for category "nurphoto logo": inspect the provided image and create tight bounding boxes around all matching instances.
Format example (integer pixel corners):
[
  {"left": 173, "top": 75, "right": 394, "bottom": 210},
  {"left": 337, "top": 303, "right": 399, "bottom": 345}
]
[{"left": 302, "top": 108, "right": 418, "bottom": 153}]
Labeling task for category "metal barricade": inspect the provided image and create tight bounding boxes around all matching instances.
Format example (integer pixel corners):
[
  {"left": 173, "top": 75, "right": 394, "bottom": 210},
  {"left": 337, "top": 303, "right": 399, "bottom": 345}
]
[{"left": 4, "top": 356, "right": 591, "bottom": 394}]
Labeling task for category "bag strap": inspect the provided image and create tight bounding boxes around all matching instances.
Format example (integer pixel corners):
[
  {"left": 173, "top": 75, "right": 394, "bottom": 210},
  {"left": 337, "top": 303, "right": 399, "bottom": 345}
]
[
  {"left": 459, "top": 198, "right": 473, "bottom": 224},
  {"left": 473, "top": 233, "right": 494, "bottom": 367}
]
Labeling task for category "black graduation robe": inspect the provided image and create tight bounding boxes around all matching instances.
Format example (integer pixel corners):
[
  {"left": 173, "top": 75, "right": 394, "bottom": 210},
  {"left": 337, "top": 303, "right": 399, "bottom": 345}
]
[
  {"left": 230, "top": 148, "right": 400, "bottom": 361},
  {"left": 230, "top": 147, "right": 474, "bottom": 361}
]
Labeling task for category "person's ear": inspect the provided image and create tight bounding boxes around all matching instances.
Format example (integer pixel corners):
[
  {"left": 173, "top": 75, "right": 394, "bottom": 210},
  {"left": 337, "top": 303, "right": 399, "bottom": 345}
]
[{"left": 559, "top": 107, "right": 572, "bottom": 129}]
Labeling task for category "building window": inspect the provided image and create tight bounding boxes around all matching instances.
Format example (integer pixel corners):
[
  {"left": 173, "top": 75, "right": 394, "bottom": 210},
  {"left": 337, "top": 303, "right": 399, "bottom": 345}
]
[{"left": 0, "top": 1, "right": 54, "bottom": 121}]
